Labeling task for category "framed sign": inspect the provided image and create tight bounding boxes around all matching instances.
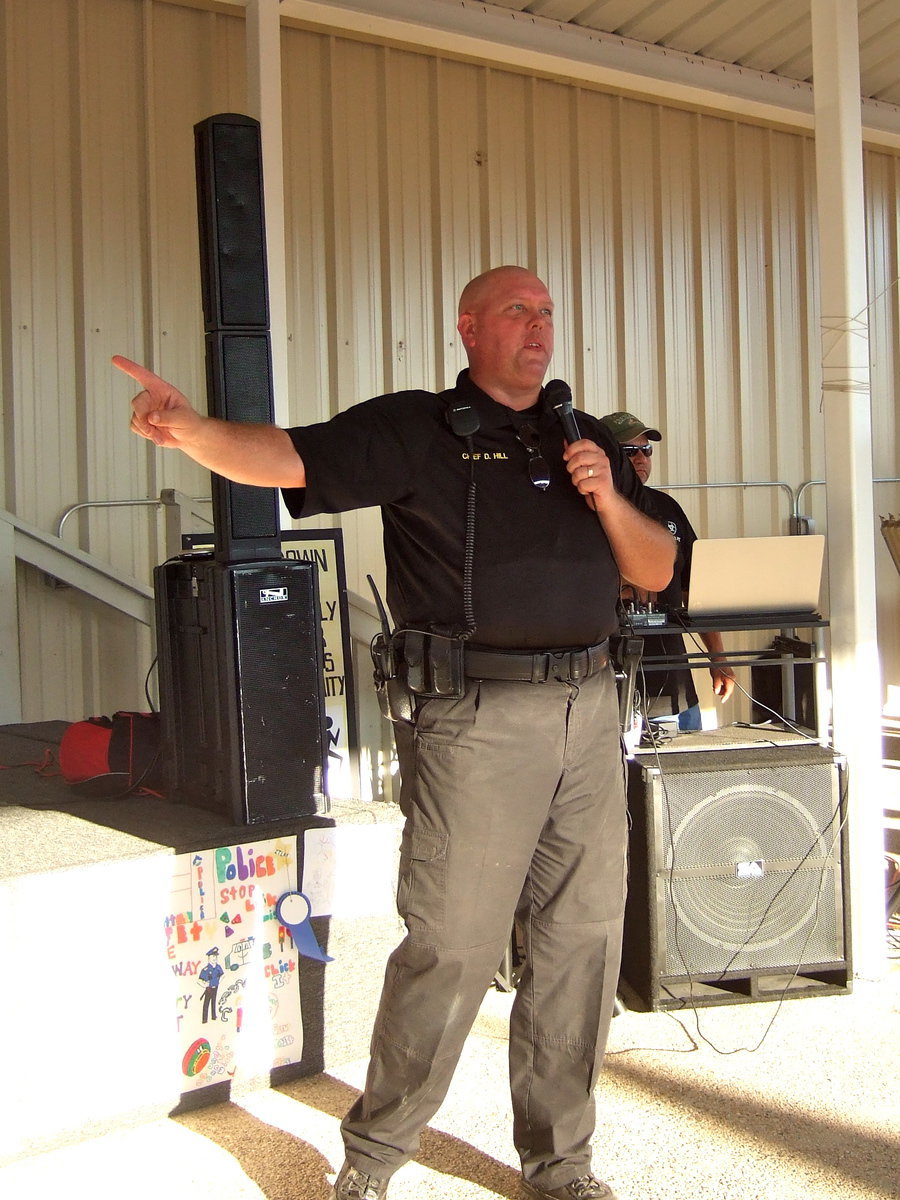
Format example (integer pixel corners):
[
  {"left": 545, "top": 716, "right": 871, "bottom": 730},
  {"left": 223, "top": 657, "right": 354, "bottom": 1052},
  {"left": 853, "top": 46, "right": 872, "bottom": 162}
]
[{"left": 280, "top": 528, "right": 358, "bottom": 801}]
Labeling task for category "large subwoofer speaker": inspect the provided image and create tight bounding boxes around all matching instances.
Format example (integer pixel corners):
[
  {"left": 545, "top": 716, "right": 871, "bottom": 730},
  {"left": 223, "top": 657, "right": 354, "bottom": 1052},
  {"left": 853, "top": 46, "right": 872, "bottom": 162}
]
[
  {"left": 155, "top": 556, "right": 327, "bottom": 825},
  {"left": 620, "top": 746, "right": 851, "bottom": 1010}
]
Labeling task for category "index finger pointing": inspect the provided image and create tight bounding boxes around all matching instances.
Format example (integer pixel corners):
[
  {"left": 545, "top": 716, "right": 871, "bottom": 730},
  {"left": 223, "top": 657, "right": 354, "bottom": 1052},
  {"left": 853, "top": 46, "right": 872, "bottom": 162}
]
[{"left": 112, "top": 355, "right": 164, "bottom": 390}]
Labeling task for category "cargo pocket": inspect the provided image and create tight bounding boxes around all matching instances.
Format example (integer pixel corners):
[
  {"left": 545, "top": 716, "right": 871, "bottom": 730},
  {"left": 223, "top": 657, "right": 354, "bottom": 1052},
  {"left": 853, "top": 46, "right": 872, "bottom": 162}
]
[{"left": 396, "top": 827, "right": 448, "bottom": 934}]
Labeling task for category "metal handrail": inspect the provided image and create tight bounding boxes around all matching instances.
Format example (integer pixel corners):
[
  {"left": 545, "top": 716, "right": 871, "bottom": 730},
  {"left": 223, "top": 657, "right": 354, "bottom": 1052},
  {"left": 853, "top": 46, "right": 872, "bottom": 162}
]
[
  {"left": 656, "top": 477, "right": 900, "bottom": 533},
  {"left": 53, "top": 492, "right": 380, "bottom": 646},
  {"left": 660, "top": 479, "right": 795, "bottom": 505},
  {"left": 794, "top": 476, "right": 900, "bottom": 518},
  {"left": 654, "top": 479, "right": 796, "bottom": 531},
  {"left": 3, "top": 508, "right": 153, "bottom": 625},
  {"left": 56, "top": 494, "right": 213, "bottom": 540}
]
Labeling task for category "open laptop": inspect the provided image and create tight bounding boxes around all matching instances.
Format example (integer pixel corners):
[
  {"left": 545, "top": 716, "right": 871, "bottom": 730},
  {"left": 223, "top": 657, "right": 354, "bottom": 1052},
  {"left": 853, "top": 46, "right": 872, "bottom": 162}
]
[{"left": 683, "top": 534, "right": 826, "bottom": 622}]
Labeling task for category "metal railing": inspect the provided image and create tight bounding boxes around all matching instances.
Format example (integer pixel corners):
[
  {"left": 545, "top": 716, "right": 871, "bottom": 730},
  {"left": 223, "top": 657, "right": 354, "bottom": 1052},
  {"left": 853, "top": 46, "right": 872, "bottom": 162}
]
[
  {"left": 57, "top": 489, "right": 214, "bottom": 561},
  {"left": 794, "top": 476, "right": 900, "bottom": 519},
  {"left": 657, "top": 476, "right": 900, "bottom": 535},
  {"left": 1, "top": 507, "right": 158, "bottom": 722},
  {"left": 660, "top": 479, "right": 796, "bottom": 530},
  {"left": 52, "top": 489, "right": 382, "bottom": 642}
]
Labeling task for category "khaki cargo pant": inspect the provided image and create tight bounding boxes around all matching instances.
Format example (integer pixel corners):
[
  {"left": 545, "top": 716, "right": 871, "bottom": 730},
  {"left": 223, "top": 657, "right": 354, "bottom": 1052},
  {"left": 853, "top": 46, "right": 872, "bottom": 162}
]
[{"left": 341, "top": 667, "right": 627, "bottom": 1192}]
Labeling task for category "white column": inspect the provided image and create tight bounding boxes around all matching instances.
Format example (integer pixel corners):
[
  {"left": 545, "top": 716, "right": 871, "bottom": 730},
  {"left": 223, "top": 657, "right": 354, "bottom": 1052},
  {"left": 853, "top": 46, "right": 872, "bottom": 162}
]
[
  {"left": 0, "top": 516, "right": 23, "bottom": 723},
  {"left": 245, "top": 0, "right": 289, "bottom": 429},
  {"left": 811, "top": 0, "right": 885, "bottom": 978}
]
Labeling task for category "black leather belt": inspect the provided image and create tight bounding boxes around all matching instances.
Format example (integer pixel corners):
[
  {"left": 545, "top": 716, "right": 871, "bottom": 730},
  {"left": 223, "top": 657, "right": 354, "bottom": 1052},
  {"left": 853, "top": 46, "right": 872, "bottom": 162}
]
[{"left": 464, "top": 639, "right": 610, "bottom": 684}]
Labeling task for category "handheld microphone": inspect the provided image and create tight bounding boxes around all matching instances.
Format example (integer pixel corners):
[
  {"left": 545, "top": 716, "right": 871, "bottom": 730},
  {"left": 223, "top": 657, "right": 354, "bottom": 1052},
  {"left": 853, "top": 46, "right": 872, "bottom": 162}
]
[
  {"left": 545, "top": 377, "right": 598, "bottom": 511},
  {"left": 545, "top": 378, "right": 580, "bottom": 443}
]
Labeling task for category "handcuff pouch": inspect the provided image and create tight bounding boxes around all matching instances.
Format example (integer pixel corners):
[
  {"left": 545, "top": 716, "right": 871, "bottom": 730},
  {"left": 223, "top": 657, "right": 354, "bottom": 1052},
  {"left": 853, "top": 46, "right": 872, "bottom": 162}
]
[{"left": 402, "top": 630, "right": 464, "bottom": 699}]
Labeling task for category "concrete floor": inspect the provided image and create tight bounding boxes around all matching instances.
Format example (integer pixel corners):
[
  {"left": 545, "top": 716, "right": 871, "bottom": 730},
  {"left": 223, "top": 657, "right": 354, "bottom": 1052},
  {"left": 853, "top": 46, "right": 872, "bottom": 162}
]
[
  {"left": 3, "top": 944, "right": 898, "bottom": 1200},
  {"left": 3, "top": 720, "right": 897, "bottom": 1200}
]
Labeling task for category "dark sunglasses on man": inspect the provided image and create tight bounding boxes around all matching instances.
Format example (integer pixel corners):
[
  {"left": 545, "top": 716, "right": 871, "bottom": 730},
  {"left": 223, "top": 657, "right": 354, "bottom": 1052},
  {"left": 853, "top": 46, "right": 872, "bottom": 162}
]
[{"left": 622, "top": 443, "right": 653, "bottom": 458}]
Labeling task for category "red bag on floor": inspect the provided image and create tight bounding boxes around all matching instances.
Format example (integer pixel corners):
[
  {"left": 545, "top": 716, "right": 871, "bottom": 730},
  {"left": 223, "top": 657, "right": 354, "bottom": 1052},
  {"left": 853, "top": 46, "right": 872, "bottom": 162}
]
[{"left": 59, "top": 711, "right": 164, "bottom": 797}]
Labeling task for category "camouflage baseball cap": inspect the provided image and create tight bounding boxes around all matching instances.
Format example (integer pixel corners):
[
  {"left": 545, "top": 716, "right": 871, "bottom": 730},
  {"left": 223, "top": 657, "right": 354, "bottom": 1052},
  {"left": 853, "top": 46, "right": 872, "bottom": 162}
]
[{"left": 599, "top": 411, "right": 662, "bottom": 443}]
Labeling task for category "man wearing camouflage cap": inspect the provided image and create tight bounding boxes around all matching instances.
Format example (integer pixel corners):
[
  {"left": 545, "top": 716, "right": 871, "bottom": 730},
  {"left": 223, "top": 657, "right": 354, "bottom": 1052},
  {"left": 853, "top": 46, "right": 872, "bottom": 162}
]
[{"left": 600, "top": 411, "right": 734, "bottom": 729}]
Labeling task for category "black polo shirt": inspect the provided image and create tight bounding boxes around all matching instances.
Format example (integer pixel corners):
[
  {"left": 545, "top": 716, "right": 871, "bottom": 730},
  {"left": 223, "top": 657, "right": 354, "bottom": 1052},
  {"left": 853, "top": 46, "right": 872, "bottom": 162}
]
[{"left": 282, "top": 370, "right": 646, "bottom": 651}]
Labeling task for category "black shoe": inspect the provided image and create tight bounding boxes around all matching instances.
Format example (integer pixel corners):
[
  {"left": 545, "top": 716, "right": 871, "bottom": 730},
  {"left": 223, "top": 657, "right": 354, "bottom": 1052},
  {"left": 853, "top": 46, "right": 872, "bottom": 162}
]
[
  {"left": 523, "top": 1173, "right": 619, "bottom": 1200},
  {"left": 331, "top": 1161, "right": 390, "bottom": 1200}
]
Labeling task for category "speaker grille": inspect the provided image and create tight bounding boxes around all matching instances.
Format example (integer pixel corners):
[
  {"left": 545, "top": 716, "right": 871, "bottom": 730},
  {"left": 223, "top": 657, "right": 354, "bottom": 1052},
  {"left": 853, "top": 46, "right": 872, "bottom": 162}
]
[
  {"left": 652, "top": 761, "right": 844, "bottom": 976},
  {"left": 206, "top": 332, "right": 278, "bottom": 547},
  {"left": 154, "top": 558, "right": 326, "bottom": 825},
  {"left": 195, "top": 114, "right": 280, "bottom": 562},
  {"left": 196, "top": 115, "right": 268, "bottom": 329},
  {"left": 229, "top": 563, "right": 326, "bottom": 822},
  {"left": 621, "top": 750, "right": 851, "bottom": 1008}
]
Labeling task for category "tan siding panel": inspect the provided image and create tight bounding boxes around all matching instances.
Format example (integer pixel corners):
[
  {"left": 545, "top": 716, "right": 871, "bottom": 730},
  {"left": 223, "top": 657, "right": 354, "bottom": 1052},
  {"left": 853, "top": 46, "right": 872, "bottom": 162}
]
[
  {"left": 3, "top": 0, "right": 900, "bottom": 723},
  {"left": 432, "top": 57, "right": 487, "bottom": 386},
  {"left": 865, "top": 151, "right": 900, "bottom": 707},
  {"left": 482, "top": 69, "right": 532, "bottom": 270},
  {"left": 7, "top": 0, "right": 79, "bottom": 529},
  {"left": 76, "top": 0, "right": 155, "bottom": 576},
  {"left": 529, "top": 78, "right": 577, "bottom": 368},
  {"left": 282, "top": 26, "right": 334, "bottom": 429},
  {"left": 657, "top": 107, "right": 701, "bottom": 491},
  {"left": 617, "top": 100, "right": 663, "bottom": 425},
  {"left": 380, "top": 48, "right": 438, "bottom": 398},
  {"left": 572, "top": 90, "right": 623, "bottom": 415}
]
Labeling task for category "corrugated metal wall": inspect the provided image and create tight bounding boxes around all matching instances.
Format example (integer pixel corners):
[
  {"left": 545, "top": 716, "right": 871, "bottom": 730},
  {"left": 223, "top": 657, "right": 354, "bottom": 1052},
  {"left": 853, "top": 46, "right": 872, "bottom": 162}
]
[{"left": 2, "top": 0, "right": 899, "bottom": 738}]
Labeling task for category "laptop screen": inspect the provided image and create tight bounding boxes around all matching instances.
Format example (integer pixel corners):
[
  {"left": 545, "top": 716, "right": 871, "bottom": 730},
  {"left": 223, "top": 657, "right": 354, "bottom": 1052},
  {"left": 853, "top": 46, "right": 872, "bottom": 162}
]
[{"left": 685, "top": 534, "right": 825, "bottom": 618}]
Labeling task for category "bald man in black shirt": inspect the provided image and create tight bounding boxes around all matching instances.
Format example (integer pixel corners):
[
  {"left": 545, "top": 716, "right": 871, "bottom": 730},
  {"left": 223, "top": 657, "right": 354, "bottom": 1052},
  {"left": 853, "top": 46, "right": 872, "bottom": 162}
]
[{"left": 116, "top": 266, "right": 675, "bottom": 1200}]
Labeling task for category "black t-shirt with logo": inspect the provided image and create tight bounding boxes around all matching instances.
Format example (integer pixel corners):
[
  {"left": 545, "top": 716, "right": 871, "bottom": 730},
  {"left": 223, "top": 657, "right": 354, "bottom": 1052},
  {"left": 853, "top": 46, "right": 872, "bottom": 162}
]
[
  {"left": 282, "top": 370, "right": 647, "bottom": 652},
  {"left": 642, "top": 486, "right": 697, "bottom": 606},
  {"left": 636, "top": 485, "right": 699, "bottom": 711}
]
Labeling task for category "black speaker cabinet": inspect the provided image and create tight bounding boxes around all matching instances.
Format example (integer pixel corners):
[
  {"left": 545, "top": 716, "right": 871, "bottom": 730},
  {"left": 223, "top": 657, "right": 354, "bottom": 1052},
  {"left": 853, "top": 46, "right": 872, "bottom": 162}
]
[
  {"left": 620, "top": 746, "right": 851, "bottom": 1010},
  {"left": 194, "top": 112, "right": 279, "bottom": 564},
  {"left": 202, "top": 329, "right": 280, "bottom": 558},
  {"left": 195, "top": 112, "right": 268, "bottom": 331},
  {"left": 155, "top": 556, "right": 327, "bottom": 825}
]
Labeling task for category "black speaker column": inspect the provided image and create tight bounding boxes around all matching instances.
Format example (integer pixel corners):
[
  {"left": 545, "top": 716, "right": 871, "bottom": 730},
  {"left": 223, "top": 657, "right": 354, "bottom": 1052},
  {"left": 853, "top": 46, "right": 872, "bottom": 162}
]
[
  {"left": 194, "top": 111, "right": 279, "bottom": 564},
  {"left": 620, "top": 745, "right": 851, "bottom": 1010},
  {"left": 154, "top": 113, "right": 327, "bottom": 824}
]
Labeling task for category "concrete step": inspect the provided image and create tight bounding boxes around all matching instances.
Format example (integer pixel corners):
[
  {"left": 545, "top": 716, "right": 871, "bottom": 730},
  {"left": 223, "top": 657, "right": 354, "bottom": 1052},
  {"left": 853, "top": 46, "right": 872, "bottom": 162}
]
[{"left": 0, "top": 730, "right": 402, "bottom": 1167}]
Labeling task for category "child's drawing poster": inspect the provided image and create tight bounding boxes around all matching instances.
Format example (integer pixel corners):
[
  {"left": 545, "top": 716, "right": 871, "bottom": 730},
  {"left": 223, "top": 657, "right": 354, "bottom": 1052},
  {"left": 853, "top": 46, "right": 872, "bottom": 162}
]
[{"left": 166, "top": 835, "right": 302, "bottom": 1094}]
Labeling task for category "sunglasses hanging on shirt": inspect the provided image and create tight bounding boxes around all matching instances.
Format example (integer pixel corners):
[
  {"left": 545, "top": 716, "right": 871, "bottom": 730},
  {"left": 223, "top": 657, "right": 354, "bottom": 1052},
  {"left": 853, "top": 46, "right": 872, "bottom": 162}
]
[{"left": 516, "top": 423, "right": 551, "bottom": 490}]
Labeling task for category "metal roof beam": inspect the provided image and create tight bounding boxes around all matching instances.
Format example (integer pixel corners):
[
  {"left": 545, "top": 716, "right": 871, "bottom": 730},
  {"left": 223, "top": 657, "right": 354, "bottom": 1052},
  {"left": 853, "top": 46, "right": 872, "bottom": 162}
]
[{"left": 277, "top": 0, "right": 900, "bottom": 149}]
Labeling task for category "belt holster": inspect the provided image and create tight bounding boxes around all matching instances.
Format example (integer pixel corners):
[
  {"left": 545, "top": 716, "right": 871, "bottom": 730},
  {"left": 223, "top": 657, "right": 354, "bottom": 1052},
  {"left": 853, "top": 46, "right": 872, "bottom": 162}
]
[
  {"left": 370, "top": 630, "right": 414, "bottom": 724},
  {"left": 610, "top": 634, "right": 644, "bottom": 734},
  {"left": 402, "top": 630, "right": 465, "bottom": 700},
  {"left": 370, "top": 629, "right": 465, "bottom": 721},
  {"left": 368, "top": 574, "right": 416, "bottom": 723}
]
